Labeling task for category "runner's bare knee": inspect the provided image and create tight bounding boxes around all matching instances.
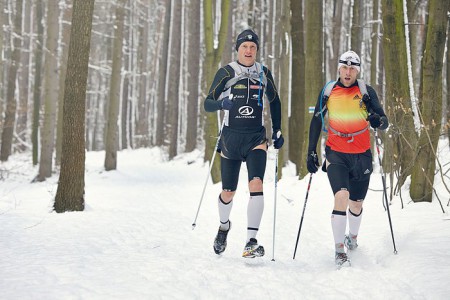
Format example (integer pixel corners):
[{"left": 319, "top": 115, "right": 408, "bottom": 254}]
[{"left": 248, "top": 177, "right": 263, "bottom": 192}]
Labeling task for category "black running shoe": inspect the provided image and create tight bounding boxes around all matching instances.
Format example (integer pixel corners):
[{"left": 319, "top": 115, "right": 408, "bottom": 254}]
[
  {"left": 242, "top": 238, "right": 265, "bottom": 258},
  {"left": 213, "top": 223, "right": 231, "bottom": 255}
]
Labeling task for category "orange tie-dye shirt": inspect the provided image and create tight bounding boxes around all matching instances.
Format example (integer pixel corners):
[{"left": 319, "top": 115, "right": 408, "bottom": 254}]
[{"left": 326, "top": 85, "right": 370, "bottom": 153}]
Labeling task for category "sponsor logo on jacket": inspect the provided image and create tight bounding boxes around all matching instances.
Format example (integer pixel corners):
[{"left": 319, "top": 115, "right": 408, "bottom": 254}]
[{"left": 235, "top": 106, "right": 255, "bottom": 119}]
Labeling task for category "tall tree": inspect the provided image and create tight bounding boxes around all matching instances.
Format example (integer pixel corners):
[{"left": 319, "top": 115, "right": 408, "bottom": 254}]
[
  {"left": 16, "top": 0, "right": 31, "bottom": 152},
  {"left": 121, "top": 12, "right": 130, "bottom": 151},
  {"left": 410, "top": 0, "right": 450, "bottom": 202},
  {"left": 104, "top": 0, "right": 127, "bottom": 171},
  {"left": 185, "top": 0, "right": 201, "bottom": 152},
  {"left": 134, "top": 4, "right": 150, "bottom": 148},
  {"left": 301, "top": 0, "right": 323, "bottom": 178},
  {"left": 277, "top": 0, "right": 290, "bottom": 179},
  {"left": 407, "top": 0, "right": 425, "bottom": 97},
  {"left": 0, "top": 0, "right": 23, "bottom": 161},
  {"left": 83, "top": 1, "right": 112, "bottom": 151},
  {"left": 203, "top": 0, "right": 230, "bottom": 183},
  {"left": 149, "top": 6, "right": 165, "bottom": 146},
  {"left": 31, "top": 1, "right": 44, "bottom": 165},
  {"left": 370, "top": 0, "right": 381, "bottom": 93},
  {"left": 447, "top": 18, "right": 450, "bottom": 145},
  {"left": 0, "top": 0, "right": 5, "bottom": 128},
  {"left": 289, "top": 0, "right": 305, "bottom": 176},
  {"left": 350, "top": 0, "right": 363, "bottom": 54},
  {"left": 221, "top": 1, "right": 233, "bottom": 66},
  {"left": 381, "top": 0, "right": 416, "bottom": 189},
  {"left": 155, "top": 0, "right": 171, "bottom": 146},
  {"left": 166, "top": 0, "right": 182, "bottom": 159},
  {"left": 36, "top": 2, "right": 60, "bottom": 181},
  {"left": 54, "top": 0, "right": 95, "bottom": 212},
  {"left": 328, "top": 0, "right": 343, "bottom": 81},
  {"left": 55, "top": 0, "right": 73, "bottom": 166}
]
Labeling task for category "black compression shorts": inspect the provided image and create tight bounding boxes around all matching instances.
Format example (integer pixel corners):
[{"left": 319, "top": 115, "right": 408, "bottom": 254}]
[
  {"left": 325, "top": 146, "right": 373, "bottom": 201},
  {"left": 221, "top": 149, "right": 267, "bottom": 191}
]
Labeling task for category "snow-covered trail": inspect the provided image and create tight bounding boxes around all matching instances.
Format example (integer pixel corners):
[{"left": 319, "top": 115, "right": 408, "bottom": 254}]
[{"left": 1, "top": 148, "right": 449, "bottom": 299}]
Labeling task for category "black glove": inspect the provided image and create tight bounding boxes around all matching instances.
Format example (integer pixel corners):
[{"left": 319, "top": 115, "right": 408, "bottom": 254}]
[
  {"left": 306, "top": 150, "right": 320, "bottom": 173},
  {"left": 220, "top": 95, "right": 234, "bottom": 110},
  {"left": 368, "top": 113, "right": 381, "bottom": 128},
  {"left": 379, "top": 116, "right": 388, "bottom": 130},
  {"left": 272, "top": 130, "right": 284, "bottom": 149}
]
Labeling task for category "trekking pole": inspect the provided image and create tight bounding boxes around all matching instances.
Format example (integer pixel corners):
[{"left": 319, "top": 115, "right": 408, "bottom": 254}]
[
  {"left": 192, "top": 112, "right": 226, "bottom": 230},
  {"left": 293, "top": 173, "right": 313, "bottom": 259},
  {"left": 271, "top": 149, "right": 279, "bottom": 261},
  {"left": 374, "top": 129, "right": 398, "bottom": 254}
]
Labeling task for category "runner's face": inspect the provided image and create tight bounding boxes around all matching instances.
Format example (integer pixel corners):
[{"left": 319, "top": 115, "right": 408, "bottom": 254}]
[
  {"left": 237, "top": 42, "right": 257, "bottom": 66},
  {"left": 339, "top": 65, "right": 358, "bottom": 87}
]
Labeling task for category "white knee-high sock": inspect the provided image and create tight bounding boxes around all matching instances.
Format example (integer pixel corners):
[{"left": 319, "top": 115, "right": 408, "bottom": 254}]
[
  {"left": 218, "top": 194, "right": 232, "bottom": 231},
  {"left": 247, "top": 192, "right": 264, "bottom": 241},
  {"left": 331, "top": 210, "right": 347, "bottom": 252},
  {"left": 348, "top": 208, "right": 363, "bottom": 237}
]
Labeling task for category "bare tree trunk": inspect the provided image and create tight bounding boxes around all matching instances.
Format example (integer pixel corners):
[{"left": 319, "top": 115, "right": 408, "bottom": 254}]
[
  {"left": 447, "top": 18, "right": 450, "bottom": 145},
  {"left": 370, "top": 0, "right": 381, "bottom": 93},
  {"left": 407, "top": 0, "right": 426, "bottom": 98},
  {"left": 31, "top": 1, "right": 44, "bottom": 165},
  {"left": 134, "top": 6, "right": 150, "bottom": 148},
  {"left": 0, "top": 0, "right": 5, "bottom": 131},
  {"left": 350, "top": 0, "right": 363, "bottom": 54},
  {"left": 166, "top": 0, "right": 182, "bottom": 159},
  {"left": 55, "top": 0, "right": 72, "bottom": 166},
  {"left": 221, "top": 2, "right": 233, "bottom": 66},
  {"left": 104, "top": 0, "right": 127, "bottom": 171},
  {"left": 277, "top": 0, "right": 290, "bottom": 179},
  {"left": 266, "top": 0, "right": 277, "bottom": 135},
  {"left": 329, "top": 0, "right": 343, "bottom": 80},
  {"left": 36, "top": 2, "right": 60, "bottom": 181},
  {"left": 203, "top": 0, "right": 231, "bottom": 183},
  {"left": 289, "top": 0, "right": 305, "bottom": 176},
  {"left": 301, "top": 0, "right": 323, "bottom": 178},
  {"left": 381, "top": 0, "right": 416, "bottom": 189},
  {"left": 410, "top": 0, "right": 449, "bottom": 202},
  {"left": 185, "top": 0, "right": 201, "bottom": 152},
  {"left": 121, "top": 28, "right": 129, "bottom": 151},
  {"left": 149, "top": 6, "right": 165, "bottom": 146},
  {"left": 155, "top": 0, "right": 171, "bottom": 146},
  {"left": 1, "top": 0, "right": 23, "bottom": 161},
  {"left": 54, "top": 0, "right": 95, "bottom": 212},
  {"left": 16, "top": 0, "right": 31, "bottom": 152},
  {"left": 273, "top": 0, "right": 281, "bottom": 85},
  {"left": 123, "top": 3, "right": 137, "bottom": 151}
]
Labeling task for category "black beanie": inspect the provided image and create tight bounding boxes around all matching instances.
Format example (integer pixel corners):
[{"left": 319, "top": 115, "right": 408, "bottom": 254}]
[{"left": 235, "top": 29, "right": 259, "bottom": 51}]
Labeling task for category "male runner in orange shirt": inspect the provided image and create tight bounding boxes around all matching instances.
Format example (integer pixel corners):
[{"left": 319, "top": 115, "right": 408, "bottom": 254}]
[{"left": 307, "top": 50, "right": 388, "bottom": 267}]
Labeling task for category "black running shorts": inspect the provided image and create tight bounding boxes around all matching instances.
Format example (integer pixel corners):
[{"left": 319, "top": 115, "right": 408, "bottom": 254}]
[
  {"left": 325, "top": 146, "right": 373, "bottom": 201},
  {"left": 219, "top": 126, "right": 268, "bottom": 191},
  {"left": 218, "top": 126, "right": 267, "bottom": 161}
]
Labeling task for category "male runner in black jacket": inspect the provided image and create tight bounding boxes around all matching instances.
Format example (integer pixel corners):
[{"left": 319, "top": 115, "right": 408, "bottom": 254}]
[{"left": 204, "top": 29, "right": 283, "bottom": 258}]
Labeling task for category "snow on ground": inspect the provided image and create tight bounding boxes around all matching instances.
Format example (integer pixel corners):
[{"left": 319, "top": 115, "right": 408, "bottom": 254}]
[{"left": 1, "top": 140, "right": 449, "bottom": 299}]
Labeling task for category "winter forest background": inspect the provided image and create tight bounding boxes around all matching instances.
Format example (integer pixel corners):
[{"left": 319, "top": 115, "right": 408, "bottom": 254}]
[{"left": 0, "top": 0, "right": 449, "bottom": 212}]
